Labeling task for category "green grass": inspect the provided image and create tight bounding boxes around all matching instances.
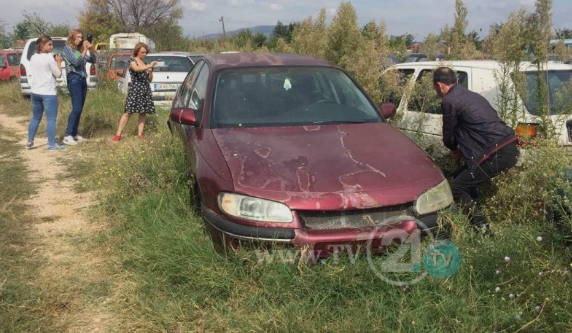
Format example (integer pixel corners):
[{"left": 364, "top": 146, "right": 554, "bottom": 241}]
[
  {"left": 5, "top": 71, "right": 572, "bottom": 332},
  {"left": 0, "top": 125, "right": 65, "bottom": 332},
  {"left": 80, "top": 121, "right": 572, "bottom": 332}
]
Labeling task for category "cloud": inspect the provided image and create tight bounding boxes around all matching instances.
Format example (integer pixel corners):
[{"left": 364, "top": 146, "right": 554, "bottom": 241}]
[
  {"left": 189, "top": 1, "right": 207, "bottom": 12},
  {"left": 261, "top": 2, "right": 283, "bottom": 11}
]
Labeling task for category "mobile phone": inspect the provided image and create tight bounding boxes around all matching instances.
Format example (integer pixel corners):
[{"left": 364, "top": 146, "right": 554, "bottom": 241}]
[{"left": 87, "top": 34, "right": 93, "bottom": 43}]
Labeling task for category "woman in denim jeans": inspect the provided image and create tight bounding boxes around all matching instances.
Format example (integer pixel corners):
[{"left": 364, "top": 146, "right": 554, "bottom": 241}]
[
  {"left": 27, "top": 35, "right": 65, "bottom": 151},
  {"left": 62, "top": 29, "right": 96, "bottom": 146}
]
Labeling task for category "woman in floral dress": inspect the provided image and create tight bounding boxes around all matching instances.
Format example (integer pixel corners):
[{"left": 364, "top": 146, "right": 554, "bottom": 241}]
[{"left": 113, "top": 42, "right": 157, "bottom": 141}]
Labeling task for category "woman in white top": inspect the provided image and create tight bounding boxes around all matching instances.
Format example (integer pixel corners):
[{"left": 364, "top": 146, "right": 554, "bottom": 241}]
[{"left": 27, "top": 35, "right": 65, "bottom": 150}]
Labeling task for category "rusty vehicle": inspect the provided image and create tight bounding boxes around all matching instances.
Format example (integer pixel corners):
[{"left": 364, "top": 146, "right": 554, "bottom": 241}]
[{"left": 167, "top": 53, "right": 453, "bottom": 256}]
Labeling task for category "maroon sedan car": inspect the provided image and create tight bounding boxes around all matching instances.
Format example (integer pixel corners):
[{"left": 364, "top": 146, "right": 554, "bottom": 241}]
[{"left": 168, "top": 53, "right": 452, "bottom": 256}]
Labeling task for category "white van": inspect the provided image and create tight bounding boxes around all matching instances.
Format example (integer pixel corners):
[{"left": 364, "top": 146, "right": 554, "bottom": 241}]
[
  {"left": 19, "top": 37, "right": 98, "bottom": 97},
  {"left": 383, "top": 60, "right": 572, "bottom": 153}
]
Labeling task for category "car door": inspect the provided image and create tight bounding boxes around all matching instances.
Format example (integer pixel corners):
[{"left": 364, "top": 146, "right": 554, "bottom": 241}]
[
  {"left": 180, "top": 62, "right": 210, "bottom": 171},
  {"left": 396, "top": 67, "right": 470, "bottom": 150}
]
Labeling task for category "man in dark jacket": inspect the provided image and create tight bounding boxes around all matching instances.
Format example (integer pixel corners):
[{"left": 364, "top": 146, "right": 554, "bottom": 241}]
[{"left": 433, "top": 67, "right": 519, "bottom": 231}]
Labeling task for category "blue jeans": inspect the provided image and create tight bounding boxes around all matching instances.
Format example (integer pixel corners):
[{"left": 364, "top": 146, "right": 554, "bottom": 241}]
[
  {"left": 65, "top": 73, "right": 87, "bottom": 137},
  {"left": 28, "top": 94, "right": 58, "bottom": 146}
]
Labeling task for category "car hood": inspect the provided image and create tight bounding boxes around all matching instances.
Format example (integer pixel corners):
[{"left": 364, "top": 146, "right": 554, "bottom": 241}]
[{"left": 212, "top": 123, "right": 444, "bottom": 210}]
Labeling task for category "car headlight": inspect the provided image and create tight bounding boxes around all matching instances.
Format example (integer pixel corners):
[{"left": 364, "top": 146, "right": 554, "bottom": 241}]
[
  {"left": 414, "top": 179, "right": 453, "bottom": 215},
  {"left": 218, "top": 193, "right": 293, "bottom": 223}
]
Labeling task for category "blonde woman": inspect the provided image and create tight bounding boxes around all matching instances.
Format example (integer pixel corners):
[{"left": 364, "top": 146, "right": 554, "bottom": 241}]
[
  {"left": 62, "top": 29, "right": 96, "bottom": 145},
  {"left": 113, "top": 42, "right": 157, "bottom": 141},
  {"left": 27, "top": 35, "right": 65, "bottom": 151}
]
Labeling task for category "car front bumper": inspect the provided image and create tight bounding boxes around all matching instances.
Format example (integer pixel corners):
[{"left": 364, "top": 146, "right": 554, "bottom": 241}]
[{"left": 202, "top": 207, "right": 439, "bottom": 257}]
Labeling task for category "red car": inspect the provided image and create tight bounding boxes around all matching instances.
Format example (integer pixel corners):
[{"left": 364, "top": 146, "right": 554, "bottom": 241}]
[
  {"left": 168, "top": 53, "right": 452, "bottom": 256},
  {"left": 0, "top": 49, "right": 22, "bottom": 81}
]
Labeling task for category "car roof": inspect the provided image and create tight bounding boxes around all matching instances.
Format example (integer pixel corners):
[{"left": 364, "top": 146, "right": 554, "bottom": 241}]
[
  {"left": 392, "top": 60, "right": 572, "bottom": 71},
  {"left": 147, "top": 52, "right": 193, "bottom": 57},
  {"left": 201, "top": 52, "right": 335, "bottom": 71}
]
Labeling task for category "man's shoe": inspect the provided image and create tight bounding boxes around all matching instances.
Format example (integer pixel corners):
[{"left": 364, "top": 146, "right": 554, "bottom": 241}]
[
  {"left": 73, "top": 135, "right": 87, "bottom": 142},
  {"left": 47, "top": 144, "right": 66, "bottom": 151},
  {"left": 63, "top": 136, "right": 77, "bottom": 145},
  {"left": 26, "top": 141, "right": 34, "bottom": 149}
]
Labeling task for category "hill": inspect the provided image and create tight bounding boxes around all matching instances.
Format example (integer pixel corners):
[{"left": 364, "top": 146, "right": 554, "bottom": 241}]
[{"left": 202, "top": 25, "right": 275, "bottom": 39}]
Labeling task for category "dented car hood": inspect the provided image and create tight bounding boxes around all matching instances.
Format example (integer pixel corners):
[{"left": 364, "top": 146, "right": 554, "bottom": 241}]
[{"left": 212, "top": 123, "right": 444, "bottom": 210}]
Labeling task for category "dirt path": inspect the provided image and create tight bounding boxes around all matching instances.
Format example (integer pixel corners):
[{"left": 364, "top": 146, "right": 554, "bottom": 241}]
[{"left": 0, "top": 110, "right": 117, "bottom": 332}]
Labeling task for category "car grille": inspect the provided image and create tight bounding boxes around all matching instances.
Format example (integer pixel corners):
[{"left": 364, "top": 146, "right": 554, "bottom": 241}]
[{"left": 298, "top": 204, "right": 415, "bottom": 230}]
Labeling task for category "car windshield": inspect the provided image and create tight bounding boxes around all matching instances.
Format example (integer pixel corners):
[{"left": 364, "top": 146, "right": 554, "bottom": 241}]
[
  {"left": 26, "top": 40, "right": 66, "bottom": 60},
  {"left": 145, "top": 56, "right": 193, "bottom": 72},
  {"left": 212, "top": 66, "right": 381, "bottom": 128},
  {"left": 521, "top": 70, "right": 572, "bottom": 115},
  {"left": 111, "top": 55, "right": 131, "bottom": 69}
]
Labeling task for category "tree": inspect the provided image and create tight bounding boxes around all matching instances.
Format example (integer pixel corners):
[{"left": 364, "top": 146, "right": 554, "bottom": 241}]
[
  {"left": 0, "top": 19, "right": 9, "bottom": 48},
  {"left": 527, "top": 0, "right": 553, "bottom": 137},
  {"left": 12, "top": 22, "right": 30, "bottom": 40},
  {"left": 79, "top": 0, "right": 122, "bottom": 43},
  {"left": 80, "top": 0, "right": 182, "bottom": 33},
  {"left": 325, "top": 2, "right": 362, "bottom": 67},
  {"left": 446, "top": 0, "right": 480, "bottom": 59},
  {"left": 108, "top": 0, "right": 182, "bottom": 31},
  {"left": 272, "top": 21, "right": 297, "bottom": 43},
  {"left": 291, "top": 9, "right": 327, "bottom": 58},
  {"left": 20, "top": 11, "right": 53, "bottom": 36},
  {"left": 555, "top": 28, "right": 572, "bottom": 39}
]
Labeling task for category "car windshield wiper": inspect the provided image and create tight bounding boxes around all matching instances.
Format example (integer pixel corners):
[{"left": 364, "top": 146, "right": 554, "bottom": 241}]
[{"left": 312, "top": 120, "right": 369, "bottom": 124}]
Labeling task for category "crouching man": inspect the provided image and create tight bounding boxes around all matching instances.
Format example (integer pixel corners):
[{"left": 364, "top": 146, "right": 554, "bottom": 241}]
[{"left": 433, "top": 67, "right": 519, "bottom": 232}]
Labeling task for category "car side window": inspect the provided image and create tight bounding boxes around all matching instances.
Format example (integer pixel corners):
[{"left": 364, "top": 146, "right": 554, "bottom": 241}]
[
  {"left": 409, "top": 69, "right": 468, "bottom": 114},
  {"left": 7, "top": 54, "right": 20, "bottom": 66},
  {"left": 0, "top": 56, "right": 5, "bottom": 67},
  {"left": 180, "top": 62, "right": 203, "bottom": 107},
  {"left": 188, "top": 64, "right": 210, "bottom": 122}
]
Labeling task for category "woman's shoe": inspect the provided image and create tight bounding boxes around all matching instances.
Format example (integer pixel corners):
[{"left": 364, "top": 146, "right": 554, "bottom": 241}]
[
  {"left": 113, "top": 135, "right": 121, "bottom": 142},
  {"left": 138, "top": 134, "right": 145, "bottom": 139},
  {"left": 47, "top": 144, "right": 66, "bottom": 151}
]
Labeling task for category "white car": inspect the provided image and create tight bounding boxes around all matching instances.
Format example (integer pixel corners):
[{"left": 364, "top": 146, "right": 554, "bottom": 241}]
[
  {"left": 116, "top": 52, "right": 200, "bottom": 105},
  {"left": 383, "top": 60, "right": 572, "bottom": 154},
  {"left": 19, "top": 37, "right": 97, "bottom": 97}
]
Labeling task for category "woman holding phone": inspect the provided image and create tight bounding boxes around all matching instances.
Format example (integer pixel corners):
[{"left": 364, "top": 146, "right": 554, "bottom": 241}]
[
  {"left": 113, "top": 42, "right": 157, "bottom": 141},
  {"left": 62, "top": 29, "right": 96, "bottom": 146}
]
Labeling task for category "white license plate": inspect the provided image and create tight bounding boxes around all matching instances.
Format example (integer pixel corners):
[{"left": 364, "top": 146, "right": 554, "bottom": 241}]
[{"left": 153, "top": 83, "right": 178, "bottom": 91}]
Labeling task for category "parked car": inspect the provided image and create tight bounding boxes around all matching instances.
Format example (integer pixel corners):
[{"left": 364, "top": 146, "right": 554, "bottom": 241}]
[
  {"left": 0, "top": 49, "right": 22, "bottom": 81},
  {"left": 105, "top": 51, "right": 131, "bottom": 80},
  {"left": 117, "top": 51, "right": 197, "bottom": 104},
  {"left": 19, "top": 37, "right": 98, "bottom": 97},
  {"left": 384, "top": 60, "right": 572, "bottom": 154},
  {"left": 167, "top": 53, "right": 454, "bottom": 256}
]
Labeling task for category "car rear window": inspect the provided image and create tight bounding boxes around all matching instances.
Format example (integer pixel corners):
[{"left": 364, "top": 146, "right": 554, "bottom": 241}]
[
  {"left": 26, "top": 40, "right": 67, "bottom": 60},
  {"left": 144, "top": 56, "right": 193, "bottom": 72}
]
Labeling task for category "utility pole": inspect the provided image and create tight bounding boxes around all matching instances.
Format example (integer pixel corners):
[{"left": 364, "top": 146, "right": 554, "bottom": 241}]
[{"left": 219, "top": 16, "right": 226, "bottom": 39}]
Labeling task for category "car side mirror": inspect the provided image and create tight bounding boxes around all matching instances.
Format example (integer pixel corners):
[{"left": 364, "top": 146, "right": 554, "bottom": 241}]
[
  {"left": 379, "top": 102, "right": 397, "bottom": 119},
  {"left": 170, "top": 107, "right": 197, "bottom": 126}
]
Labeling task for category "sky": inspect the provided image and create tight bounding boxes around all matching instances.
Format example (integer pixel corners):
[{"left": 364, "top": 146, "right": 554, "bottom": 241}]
[{"left": 1, "top": 0, "right": 571, "bottom": 40}]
